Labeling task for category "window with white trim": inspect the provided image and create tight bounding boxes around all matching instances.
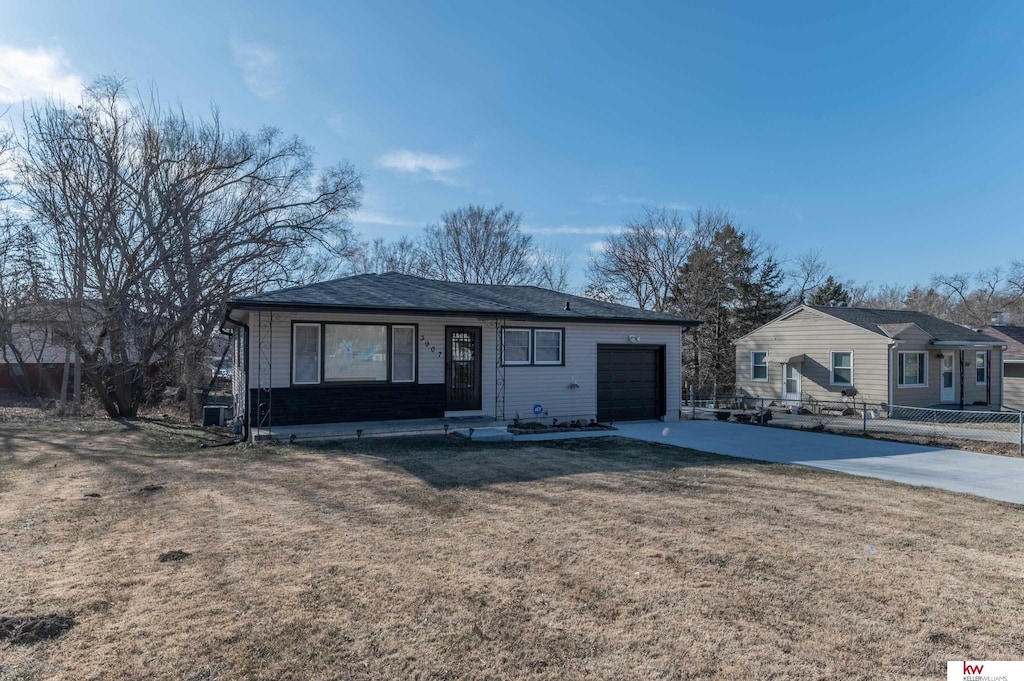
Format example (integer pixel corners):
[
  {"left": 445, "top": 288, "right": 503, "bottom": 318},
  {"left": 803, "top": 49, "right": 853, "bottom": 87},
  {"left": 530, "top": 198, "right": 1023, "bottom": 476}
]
[
  {"left": 534, "top": 329, "right": 563, "bottom": 365},
  {"left": 898, "top": 351, "right": 927, "bottom": 387},
  {"left": 324, "top": 324, "right": 387, "bottom": 382},
  {"left": 976, "top": 351, "right": 987, "bottom": 385},
  {"left": 392, "top": 326, "right": 416, "bottom": 382},
  {"left": 831, "top": 351, "right": 853, "bottom": 386},
  {"left": 750, "top": 351, "right": 768, "bottom": 381},
  {"left": 292, "top": 323, "right": 321, "bottom": 385},
  {"left": 502, "top": 329, "right": 532, "bottom": 364}
]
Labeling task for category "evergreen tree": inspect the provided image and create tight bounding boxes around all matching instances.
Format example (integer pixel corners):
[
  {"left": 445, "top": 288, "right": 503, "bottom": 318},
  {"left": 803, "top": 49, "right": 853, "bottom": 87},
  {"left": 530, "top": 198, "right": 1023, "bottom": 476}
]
[{"left": 809, "top": 276, "right": 851, "bottom": 306}]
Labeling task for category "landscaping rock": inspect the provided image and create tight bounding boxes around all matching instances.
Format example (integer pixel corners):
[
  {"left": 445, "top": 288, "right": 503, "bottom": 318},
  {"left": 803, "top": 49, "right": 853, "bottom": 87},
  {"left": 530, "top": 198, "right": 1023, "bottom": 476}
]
[{"left": 139, "top": 485, "right": 164, "bottom": 494}]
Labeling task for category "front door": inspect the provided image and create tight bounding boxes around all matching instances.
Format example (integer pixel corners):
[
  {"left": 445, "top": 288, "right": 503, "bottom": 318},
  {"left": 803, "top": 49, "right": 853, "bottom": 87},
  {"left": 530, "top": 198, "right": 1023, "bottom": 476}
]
[
  {"left": 446, "top": 327, "right": 482, "bottom": 411},
  {"left": 940, "top": 351, "right": 956, "bottom": 403},
  {"left": 782, "top": 363, "right": 801, "bottom": 403}
]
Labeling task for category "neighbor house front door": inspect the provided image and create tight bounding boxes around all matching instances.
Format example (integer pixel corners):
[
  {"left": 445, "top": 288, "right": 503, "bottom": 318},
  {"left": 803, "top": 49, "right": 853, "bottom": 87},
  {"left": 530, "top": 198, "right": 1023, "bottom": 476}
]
[
  {"left": 445, "top": 327, "right": 482, "bottom": 411},
  {"left": 940, "top": 352, "right": 956, "bottom": 403},
  {"left": 782, "top": 363, "right": 801, "bottom": 403}
]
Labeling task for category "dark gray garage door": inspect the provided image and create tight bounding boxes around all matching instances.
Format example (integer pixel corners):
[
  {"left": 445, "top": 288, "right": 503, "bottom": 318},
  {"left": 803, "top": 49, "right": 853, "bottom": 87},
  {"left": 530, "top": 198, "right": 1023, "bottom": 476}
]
[{"left": 596, "top": 345, "right": 665, "bottom": 421}]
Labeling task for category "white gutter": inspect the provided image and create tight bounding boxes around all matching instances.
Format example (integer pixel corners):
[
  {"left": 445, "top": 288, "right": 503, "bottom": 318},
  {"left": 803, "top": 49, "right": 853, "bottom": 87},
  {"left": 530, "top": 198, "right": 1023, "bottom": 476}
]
[{"left": 930, "top": 341, "right": 1008, "bottom": 347}]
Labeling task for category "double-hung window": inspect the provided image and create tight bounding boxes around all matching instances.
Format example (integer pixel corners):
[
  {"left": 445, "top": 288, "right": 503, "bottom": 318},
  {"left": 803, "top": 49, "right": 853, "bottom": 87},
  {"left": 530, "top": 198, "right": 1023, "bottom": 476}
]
[
  {"left": 750, "top": 351, "right": 768, "bottom": 381},
  {"left": 502, "top": 329, "right": 532, "bottom": 365},
  {"left": 502, "top": 328, "right": 563, "bottom": 366},
  {"left": 392, "top": 326, "right": 416, "bottom": 382},
  {"left": 830, "top": 351, "right": 853, "bottom": 386},
  {"left": 534, "top": 330, "right": 563, "bottom": 365},
  {"left": 976, "top": 351, "right": 987, "bottom": 385},
  {"left": 898, "top": 351, "right": 927, "bottom": 387}
]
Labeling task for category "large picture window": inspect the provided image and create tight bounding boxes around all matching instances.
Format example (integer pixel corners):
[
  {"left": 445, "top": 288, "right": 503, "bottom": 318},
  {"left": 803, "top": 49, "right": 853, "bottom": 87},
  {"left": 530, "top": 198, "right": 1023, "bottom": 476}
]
[
  {"left": 830, "top": 351, "right": 853, "bottom": 386},
  {"left": 324, "top": 324, "right": 388, "bottom": 382},
  {"left": 292, "top": 323, "right": 321, "bottom": 385},
  {"left": 392, "top": 326, "right": 416, "bottom": 382},
  {"left": 898, "top": 351, "right": 927, "bottom": 387},
  {"left": 750, "top": 351, "right": 768, "bottom": 381}
]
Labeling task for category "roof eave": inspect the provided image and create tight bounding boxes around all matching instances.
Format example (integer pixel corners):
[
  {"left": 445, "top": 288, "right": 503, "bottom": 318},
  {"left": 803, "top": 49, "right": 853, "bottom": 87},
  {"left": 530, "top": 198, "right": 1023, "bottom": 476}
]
[{"left": 224, "top": 301, "right": 698, "bottom": 327}]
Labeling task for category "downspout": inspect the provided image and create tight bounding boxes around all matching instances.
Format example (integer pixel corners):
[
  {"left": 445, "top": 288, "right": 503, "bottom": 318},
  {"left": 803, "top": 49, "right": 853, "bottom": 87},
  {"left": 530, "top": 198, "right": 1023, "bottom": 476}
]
[
  {"left": 887, "top": 341, "right": 895, "bottom": 415},
  {"left": 219, "top": 308, "right": 250, "bottom": 442}
]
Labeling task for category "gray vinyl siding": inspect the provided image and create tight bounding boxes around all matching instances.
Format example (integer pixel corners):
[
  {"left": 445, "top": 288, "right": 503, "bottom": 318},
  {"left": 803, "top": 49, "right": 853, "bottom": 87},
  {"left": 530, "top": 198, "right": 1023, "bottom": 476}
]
[
  {"left": 1005, "top": 364, "right": 1024, "bottom": 411},
  {"left": 734, "top": 308, "right": 891, "bottom": 404},
  {"left": 243, "top": 310, "right": 682, "bottom": 422}
]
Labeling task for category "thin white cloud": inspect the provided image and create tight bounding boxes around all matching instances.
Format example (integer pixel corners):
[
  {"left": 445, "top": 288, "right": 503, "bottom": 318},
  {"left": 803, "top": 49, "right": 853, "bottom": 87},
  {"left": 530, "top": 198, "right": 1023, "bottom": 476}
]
[
  {"left": 230, "top": 39, "right": 284, "bottom": 99},
  {"left": 585, "top": 194, "right": 691, "bottom": 212},
  {"left": 585, "top": 241, "right": 608, "bottom": 253},
  {"left": 523, "top": 225, "right": 625, "bottom": 236},
  {"left": 351, "top": 210, "right": 417, "bottom": 228},
  {"left": 375, "top": 149, "right": 467, "bottom": 184},
  {"left": 0, "top": 44, "right": 83, "bottom": 104}
]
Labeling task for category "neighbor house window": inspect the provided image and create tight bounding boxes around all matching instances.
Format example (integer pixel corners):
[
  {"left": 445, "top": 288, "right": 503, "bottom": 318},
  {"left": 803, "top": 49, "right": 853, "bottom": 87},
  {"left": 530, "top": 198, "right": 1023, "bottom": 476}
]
[
  {"left": 750, "top": 351, "right": 768, "bottom": 381},
  {"left": 898, "top": 351, "right": 927, "bottom": 387},
  {"left": 534, "top": 329, "right": 564, "bottom": 365},
  {"left": 502, "top": 329, "right": 532, "bottom": 365},
  {"left": 392, "top": 326, "right": 416, "bottom": 383},
  {"left": 292, "top": 323, "right": 321, "bottom": 385},
  {"left": 324, "top": 324, "right": 387, "bottom": 382},
  {"left": 976, "top": 351, "right": 987, "bottom": 384},
  {"left": 831, "top": 351, "right": 853, "bottom": 386}
]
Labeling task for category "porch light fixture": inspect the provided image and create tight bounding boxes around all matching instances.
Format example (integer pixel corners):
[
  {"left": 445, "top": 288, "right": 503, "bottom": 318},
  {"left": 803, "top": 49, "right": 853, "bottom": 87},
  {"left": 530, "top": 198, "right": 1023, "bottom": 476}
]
[{"left": 936, "top": 351, "right": 944, "bottom": 359}]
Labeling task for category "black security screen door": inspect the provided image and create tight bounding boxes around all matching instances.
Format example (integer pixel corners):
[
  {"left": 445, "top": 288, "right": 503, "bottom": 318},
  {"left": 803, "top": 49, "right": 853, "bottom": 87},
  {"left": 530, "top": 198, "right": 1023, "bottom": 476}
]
[{"left": 446, "top": 327, "right": 482, "bottom": 411}]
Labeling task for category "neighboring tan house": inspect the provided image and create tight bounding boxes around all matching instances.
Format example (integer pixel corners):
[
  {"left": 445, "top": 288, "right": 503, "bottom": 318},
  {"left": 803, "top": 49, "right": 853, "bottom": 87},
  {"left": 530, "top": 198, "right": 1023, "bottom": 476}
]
[
  {"left": 976, "top": 324, "right": 1024, "bottom": 411},
  {"left": 222, "top": 273, "right": 698, "bottom": 439},
  {"left": 734, "top": 305, "right": 1007, "bottom": 410}
]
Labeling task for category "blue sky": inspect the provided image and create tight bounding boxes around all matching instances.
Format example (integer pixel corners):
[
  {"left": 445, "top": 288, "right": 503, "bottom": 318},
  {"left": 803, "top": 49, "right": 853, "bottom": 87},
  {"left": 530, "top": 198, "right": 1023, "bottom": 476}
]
[{"left": 2, "top": 0, "right": 1023, "bottom": 291}]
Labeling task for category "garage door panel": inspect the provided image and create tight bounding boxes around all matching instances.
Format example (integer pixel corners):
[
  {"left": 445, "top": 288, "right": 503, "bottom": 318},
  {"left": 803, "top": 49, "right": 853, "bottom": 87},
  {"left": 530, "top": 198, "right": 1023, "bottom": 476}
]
[{"left": 596, "top": 346, "right": 664, "bottom": 422}]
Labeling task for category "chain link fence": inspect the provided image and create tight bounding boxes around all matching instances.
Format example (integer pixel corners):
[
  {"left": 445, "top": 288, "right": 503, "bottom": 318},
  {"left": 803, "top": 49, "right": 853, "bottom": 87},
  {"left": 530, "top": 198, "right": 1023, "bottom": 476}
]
[{"left": 682, "top": 394, "right": 1024, "bottom": 454}]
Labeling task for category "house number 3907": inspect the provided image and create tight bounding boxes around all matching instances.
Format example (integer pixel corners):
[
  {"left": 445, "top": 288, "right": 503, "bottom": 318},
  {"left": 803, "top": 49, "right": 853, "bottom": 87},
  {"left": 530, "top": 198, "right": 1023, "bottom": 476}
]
[{"left": 421, "top": 334, "right": 442, "bottom": 358}]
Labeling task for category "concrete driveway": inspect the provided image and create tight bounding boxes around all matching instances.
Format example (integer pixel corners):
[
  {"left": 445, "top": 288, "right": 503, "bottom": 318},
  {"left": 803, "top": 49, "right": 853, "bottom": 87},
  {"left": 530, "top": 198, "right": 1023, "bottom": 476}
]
[{"left": 515, "top": 420, "right": 1024, "bottom": 505}]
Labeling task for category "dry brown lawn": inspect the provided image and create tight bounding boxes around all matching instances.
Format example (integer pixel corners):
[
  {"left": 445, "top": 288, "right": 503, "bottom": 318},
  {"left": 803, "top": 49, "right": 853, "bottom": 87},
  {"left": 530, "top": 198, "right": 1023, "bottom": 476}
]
[{"left": 2, "top": 419, "right": 1023, "bottom": 680}]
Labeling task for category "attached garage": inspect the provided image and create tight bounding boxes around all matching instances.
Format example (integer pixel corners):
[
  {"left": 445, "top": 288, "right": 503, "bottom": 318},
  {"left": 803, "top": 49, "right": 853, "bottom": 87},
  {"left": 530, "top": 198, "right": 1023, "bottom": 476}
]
[{"left": 596, "top": 345, "right": 666, "bottom": 421}]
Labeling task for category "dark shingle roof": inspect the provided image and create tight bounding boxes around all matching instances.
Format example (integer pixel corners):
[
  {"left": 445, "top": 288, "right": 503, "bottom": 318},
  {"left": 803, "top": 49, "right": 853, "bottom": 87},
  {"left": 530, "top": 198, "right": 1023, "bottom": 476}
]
[
  {"left": 228, "top": 273, "right": 697, "bottom": 326},
  {"left": 978, "top": 326, "right": 1024, "bottom": 361},
  {"left": 808, "top": 305, "right": 1002, "bottom": 344}
]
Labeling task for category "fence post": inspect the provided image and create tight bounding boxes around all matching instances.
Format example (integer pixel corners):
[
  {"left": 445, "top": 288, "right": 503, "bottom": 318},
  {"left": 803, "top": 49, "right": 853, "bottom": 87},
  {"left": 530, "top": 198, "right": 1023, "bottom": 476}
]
[
  {"left": 690, "top": 385, "right": 696, "bottom": 420},
  {"left": 1019, "top": 411, "right": 1023, "bottom": 456},
  {"left": 863, "top": 402, "right": 867, "bottom": 434}
]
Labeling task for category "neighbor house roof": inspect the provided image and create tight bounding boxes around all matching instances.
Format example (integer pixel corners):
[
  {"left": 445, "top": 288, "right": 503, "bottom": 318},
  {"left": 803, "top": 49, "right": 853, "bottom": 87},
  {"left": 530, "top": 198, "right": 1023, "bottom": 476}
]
[
  {"left": 808, "top": 306, "right": 1002, "bottom": 344},
  {"left": 226, "top": 273, "right": 697, "bottom": 326},
  {"left": 977, "top": 325, "right": 1024, "bottom": 362}
]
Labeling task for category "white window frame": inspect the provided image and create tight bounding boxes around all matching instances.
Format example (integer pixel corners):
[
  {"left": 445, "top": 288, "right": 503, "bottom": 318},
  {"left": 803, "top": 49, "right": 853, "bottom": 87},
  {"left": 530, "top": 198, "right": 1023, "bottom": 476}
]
[
  {"left": 750, "top": 351, "right": 768, "bottom": 382},
  {"left": 976, "top": 351, "right": 987, "bottom": 385},
  {"left": 533, "top": 329, "right": 564, "bottom": 365},
  {"left": 391, "top": 325, "right": 417, "bottom": 383},
  {"left": 830, "top": 350, "right": 854, "bottom": 386},
  {"left": 897, "top": 351, "right": 928, "bottom": 388},
  {"left": 502, "top": 328, "right": 532, "bottom": 365},
  {"left": 292, "top": 323, "right": 322, "bottom": 385}
]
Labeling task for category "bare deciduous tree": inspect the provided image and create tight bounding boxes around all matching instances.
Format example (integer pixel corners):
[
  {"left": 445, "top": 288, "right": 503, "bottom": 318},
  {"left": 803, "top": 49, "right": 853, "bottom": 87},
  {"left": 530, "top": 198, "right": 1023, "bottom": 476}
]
[
  {"left": 421, "top": 204, "right": 539, "bottom": 285},
  {"left": 350, "top": 236, "right": 430, "bottom": 276},
  {"left": 585, "top": 205, "right": 698, "bottom": 311},
  {"left": 787, "top": 249, "right": 830, "bottom": 305},
  {"left": 10, "top": 78, "right": 363, "bottom": 417}
]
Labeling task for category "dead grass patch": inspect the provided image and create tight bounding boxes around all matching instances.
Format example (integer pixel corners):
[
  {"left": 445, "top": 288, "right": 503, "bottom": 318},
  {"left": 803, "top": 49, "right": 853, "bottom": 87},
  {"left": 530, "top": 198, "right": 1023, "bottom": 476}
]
[{"left": 1, "top": 422, "right": 1023, "bottom": 679}]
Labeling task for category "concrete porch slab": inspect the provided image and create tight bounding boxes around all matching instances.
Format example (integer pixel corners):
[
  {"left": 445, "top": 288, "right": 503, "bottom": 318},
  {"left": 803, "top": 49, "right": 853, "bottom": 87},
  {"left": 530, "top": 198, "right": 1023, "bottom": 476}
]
[
  {"left": 451, "top": 427, "right": 514, "bottom": 442},
  {"left": 253, "top": 415, "right": 501, "bottom": 442}
]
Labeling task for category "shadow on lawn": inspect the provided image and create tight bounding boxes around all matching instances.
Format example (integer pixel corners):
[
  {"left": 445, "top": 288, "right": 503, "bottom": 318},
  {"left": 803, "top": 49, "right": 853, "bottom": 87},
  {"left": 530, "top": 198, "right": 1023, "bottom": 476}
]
[{"left": 299, "top": 435, "right": 768, "bottom": 489}]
